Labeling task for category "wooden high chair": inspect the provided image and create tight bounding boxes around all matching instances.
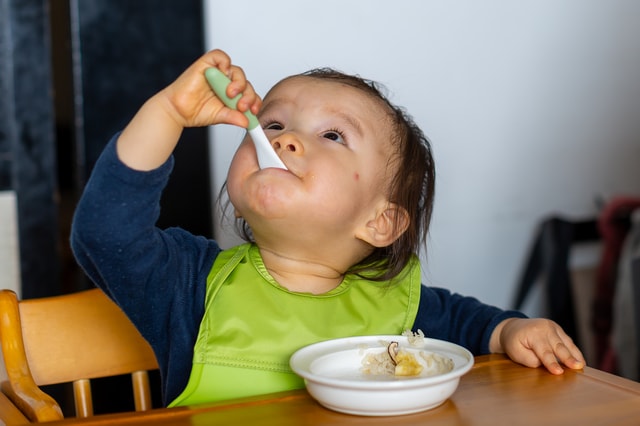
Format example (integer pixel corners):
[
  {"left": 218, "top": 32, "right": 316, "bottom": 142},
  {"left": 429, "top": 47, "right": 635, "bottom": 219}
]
[{"left": 0, "top": 288, "right": 159, "bottom": 422}]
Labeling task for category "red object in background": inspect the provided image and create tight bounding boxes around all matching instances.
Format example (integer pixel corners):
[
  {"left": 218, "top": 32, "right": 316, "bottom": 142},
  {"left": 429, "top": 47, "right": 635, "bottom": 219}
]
[{"left": 592, "top": 196, "right": 640, "bottom": 372}]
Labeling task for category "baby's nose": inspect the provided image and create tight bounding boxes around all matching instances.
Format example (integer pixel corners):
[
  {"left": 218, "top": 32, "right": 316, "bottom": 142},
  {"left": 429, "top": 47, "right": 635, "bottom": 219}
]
[{"left": 273, "top": 133, "right": 303, "bottom": 154}]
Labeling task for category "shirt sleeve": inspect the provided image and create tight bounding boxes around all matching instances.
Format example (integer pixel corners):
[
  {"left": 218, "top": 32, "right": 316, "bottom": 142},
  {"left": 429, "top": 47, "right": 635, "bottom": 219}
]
[
  {"left": 412, "top": 285, "right": 527, "bottom": 355},
  {"left": 70, "top": 134, "right": 220, "bottom": 403}
]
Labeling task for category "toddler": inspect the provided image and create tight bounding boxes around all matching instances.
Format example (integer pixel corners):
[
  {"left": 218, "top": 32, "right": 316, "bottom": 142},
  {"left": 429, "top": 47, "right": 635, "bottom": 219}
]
[{"left": 71, "top": 49, "right": 585, "bottom": 406}]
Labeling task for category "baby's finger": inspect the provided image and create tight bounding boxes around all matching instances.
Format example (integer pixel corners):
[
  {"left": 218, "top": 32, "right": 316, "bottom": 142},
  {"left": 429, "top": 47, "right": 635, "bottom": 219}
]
[
  {"left": 226, "top": 66, "right": 261, "bottom": 112},
  {"left": 531, "top": 341, "right": 565, "bottom": 375},
  {"left": 204, "top": 49, "right": 233, "bottom": 75},
  {"left": 542, "top": 356, "right": 564, "bottom": 375},
  {"left": 555, "top": 338, "right": 586, "bottom": 370},
  {"left": 509, "top": 347, "right": 543, "bottom": 369},
  {"left": 224, "top": 66, "right": 247, "bottom": 98}
]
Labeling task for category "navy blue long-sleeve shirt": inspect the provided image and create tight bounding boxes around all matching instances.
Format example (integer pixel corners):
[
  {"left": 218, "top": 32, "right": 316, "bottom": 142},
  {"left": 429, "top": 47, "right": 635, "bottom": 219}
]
[{"left": 70, "top": 135, "right": 525, "bottom": 405}]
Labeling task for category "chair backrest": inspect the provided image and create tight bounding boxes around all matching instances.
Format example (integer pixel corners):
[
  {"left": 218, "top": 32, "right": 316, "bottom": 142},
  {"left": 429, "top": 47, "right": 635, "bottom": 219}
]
[{"left": 0, "top": 288, "right": 159, "bottom": 422}]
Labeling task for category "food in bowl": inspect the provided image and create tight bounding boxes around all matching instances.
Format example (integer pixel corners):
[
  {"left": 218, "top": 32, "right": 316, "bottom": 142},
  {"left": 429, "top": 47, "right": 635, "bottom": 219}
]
[
  {"left": 361, "top": 340, "right": 454, "bottom": 377},
  {"left": 361, "top": 330, "right": 455, "bottom": 378}
]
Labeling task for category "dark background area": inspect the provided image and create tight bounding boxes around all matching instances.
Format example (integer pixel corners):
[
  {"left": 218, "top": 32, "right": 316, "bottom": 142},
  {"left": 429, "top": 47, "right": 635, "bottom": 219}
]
[{"left": 1, "top": 0, "right": 213, "bottom": 414}]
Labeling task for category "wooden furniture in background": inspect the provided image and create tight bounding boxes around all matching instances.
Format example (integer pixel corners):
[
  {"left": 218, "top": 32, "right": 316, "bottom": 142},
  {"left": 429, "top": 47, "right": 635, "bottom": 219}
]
[{"left": 0, "top": 289, "right": 159, "bottom": 422}]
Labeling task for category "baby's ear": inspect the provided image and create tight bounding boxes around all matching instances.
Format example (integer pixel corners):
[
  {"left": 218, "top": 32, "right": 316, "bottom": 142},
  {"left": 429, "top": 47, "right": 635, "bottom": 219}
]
[{"left": 357, "top": 203, "right": 409, "bottom": 248}]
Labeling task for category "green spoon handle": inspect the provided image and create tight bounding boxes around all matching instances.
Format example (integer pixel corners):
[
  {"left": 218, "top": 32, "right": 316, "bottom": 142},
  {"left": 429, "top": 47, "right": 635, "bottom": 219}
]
[{"left": 204, "top": 67, "right": 260, "bottom": 130}]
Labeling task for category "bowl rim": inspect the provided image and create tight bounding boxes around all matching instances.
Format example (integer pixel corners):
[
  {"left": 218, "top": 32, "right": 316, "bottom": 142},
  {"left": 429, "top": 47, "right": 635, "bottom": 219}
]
[{"left": 289, "top": 335, "right": 474, "bottom": 390}]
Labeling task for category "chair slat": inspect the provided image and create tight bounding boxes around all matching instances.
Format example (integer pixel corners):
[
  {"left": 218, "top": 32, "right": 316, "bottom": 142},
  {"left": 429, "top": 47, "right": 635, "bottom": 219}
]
[
  {"left": 131, "top": 370, "right": 152, "bottom": 411},
  {"left": 73, "top": 379, "right": 93, "bottom": 418}
]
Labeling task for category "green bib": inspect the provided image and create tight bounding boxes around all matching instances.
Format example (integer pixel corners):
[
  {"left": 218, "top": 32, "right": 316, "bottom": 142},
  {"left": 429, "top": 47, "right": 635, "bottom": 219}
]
[{"left": 169, "top": 243, "right": 421, "bottom": 407}]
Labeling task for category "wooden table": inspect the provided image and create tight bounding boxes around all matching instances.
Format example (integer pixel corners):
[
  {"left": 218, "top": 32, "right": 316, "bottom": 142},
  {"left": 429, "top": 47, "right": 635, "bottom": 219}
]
[{"left": 9, "top": 355, "right": 640, "bottom": 425}]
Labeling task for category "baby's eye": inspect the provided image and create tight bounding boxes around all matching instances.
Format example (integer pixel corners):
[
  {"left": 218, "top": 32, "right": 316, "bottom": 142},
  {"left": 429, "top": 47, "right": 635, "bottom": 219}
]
[
  {"left": 322, "top": 130, "right": 345, "bottom": 144},
  {"left": 264, "top": 122, "right": 284, "bottom": 131}
]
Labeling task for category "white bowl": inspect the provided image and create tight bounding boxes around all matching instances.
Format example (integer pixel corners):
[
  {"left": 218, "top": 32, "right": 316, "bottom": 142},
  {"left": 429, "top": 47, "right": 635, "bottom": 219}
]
[{"left": 289, "top": 335, "right": 474, "bottom": 416}]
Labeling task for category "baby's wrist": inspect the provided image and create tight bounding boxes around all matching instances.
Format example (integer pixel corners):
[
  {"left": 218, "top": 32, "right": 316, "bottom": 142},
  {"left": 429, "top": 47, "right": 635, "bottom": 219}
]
[{"left": 490, "top": 317, "right": 519, "bottom": 353}]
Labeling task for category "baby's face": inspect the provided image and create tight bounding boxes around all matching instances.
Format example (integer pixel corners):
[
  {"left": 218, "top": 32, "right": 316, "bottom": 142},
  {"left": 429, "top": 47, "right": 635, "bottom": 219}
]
[{"left": 226, "top": 76, "right": 396, "bottom": 250}]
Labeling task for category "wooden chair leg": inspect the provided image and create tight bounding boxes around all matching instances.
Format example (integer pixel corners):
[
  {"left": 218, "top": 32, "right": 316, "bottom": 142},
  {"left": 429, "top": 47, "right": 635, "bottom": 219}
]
[
  {"left": 73, "top": 379, "right": 93, "bottom": 417},
  {"left": 131, "top": 370, "right": 152, "bottom": 411}
]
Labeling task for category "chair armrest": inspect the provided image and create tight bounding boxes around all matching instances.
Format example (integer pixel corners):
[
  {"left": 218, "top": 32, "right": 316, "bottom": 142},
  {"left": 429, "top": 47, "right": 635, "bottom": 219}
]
[
  {"left": 0, "top": 388, "right": 30, "bottom": 425},
  {"left": 0, "top": 290, "right": 64, "bottom": 422},
  {"left": 1, "top": 380, "right": 63, "bottom": 422}
]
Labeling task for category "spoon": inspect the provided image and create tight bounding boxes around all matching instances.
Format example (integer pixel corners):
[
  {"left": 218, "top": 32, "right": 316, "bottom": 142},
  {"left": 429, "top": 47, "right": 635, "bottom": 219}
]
[{"left": 205, "top": 67, "right": 287, "bottom": 170}]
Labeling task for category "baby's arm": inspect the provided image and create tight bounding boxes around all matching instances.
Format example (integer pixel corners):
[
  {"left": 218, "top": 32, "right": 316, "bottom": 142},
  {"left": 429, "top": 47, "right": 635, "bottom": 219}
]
[
  {"left": 489, "top": 317, "right": 586, "bottom": 374},
  {"left": 116, "top": 49, "right": 260, "bottom": 171}
]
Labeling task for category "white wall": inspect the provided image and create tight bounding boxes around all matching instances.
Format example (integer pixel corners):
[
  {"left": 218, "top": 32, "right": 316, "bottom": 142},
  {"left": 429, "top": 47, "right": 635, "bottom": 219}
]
[
  {"left": 203, "top": 0, "right": 640, "bottom": 310},
  {"left": 0, "top": 191, "right": 21, "bottom": 296}
]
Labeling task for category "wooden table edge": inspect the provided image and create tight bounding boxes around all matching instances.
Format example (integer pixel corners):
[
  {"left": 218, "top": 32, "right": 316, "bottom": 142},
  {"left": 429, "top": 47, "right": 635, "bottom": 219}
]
[{"left": 474, "top": 353, "right": 640, "bottom": 393}]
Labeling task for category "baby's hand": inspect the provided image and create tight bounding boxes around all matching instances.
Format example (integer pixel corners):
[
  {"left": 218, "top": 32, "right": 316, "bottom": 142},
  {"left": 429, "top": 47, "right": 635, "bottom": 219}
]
[
  {"left": 493, "top": 318, "right": 586, "bottom": 374},
  {"left": 159, "top": 49, "right": 261, "bottom": 129},
  {"left": 116, "top": 48, "right": 261, "bottom": 171}
]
